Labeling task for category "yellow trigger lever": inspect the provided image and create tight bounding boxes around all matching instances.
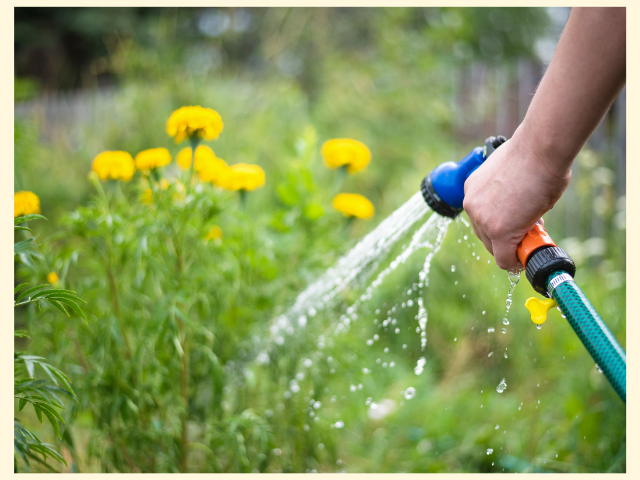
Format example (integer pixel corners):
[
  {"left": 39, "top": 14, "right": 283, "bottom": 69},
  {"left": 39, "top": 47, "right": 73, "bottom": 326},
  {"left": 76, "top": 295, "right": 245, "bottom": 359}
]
[{"left": 525, "top": 297, "right": 558, "bottom": 325}]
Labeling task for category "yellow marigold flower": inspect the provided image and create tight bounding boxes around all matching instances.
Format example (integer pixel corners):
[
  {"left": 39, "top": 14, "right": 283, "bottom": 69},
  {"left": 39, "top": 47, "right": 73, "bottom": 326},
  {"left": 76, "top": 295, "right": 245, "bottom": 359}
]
[
  {"left": 47, "top": 272, "right": 59, "bottom": 285},
  {"left": 332, "top": 193, "right": 375, "bottom": 220},
  {"left": 177, "top": 147, "right": 194, "bottom": 170},
  {"left": 176, "top": 145, "right": 227, "bottom": 176},
  {"left": 218, "top": 164, "right": 266, "bottom": 191},
  {"left": 194, "top": 147, "right": 229, "bottom": 184},
  {"left": 92, "top": 151, "right": 136, "bottom": 182},
  {"left": 14, "top": 191, "right": 41, "bottom": 218},
  {"left": 205, "top": 225, "right": 223, "bottom": 242},
  {"left": 322, "top": 138, "right": 371, "bottom": 174},
  {"left": 166, "top": 106, "right": 224, "bottom": 144},
  {"left": 134, "top": 147, "right": 172, "bottom": 170}
]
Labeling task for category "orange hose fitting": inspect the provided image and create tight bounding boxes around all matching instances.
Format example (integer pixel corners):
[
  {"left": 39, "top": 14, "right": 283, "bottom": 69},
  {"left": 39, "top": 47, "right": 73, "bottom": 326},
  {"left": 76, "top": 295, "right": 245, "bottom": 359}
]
[{"left": 517, "top": 222, "right": 557, "bottom": 268}]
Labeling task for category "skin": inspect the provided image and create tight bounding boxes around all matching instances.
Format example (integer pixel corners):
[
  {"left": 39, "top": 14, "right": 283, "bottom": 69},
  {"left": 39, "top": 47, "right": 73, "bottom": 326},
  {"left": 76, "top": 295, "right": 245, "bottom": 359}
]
[{"left": 463, "top": 7, "right": 626, "bottom": 272}]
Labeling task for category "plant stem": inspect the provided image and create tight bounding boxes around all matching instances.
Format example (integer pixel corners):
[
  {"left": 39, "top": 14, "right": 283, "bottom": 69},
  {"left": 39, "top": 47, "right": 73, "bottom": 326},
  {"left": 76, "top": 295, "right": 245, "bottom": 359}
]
[
  {"left": 188, "top": 136, "right": 200, "bottom": 192},
  {"left": 174, "top": 232, "right": 190, "bottom": 473},
  {"left": 106, "top": 240, "right": 132, "bottom": 360}
]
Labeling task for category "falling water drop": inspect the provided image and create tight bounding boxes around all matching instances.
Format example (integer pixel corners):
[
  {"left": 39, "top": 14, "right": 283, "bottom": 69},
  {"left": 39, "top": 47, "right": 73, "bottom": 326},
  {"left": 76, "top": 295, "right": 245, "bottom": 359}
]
[
  {"left": 496, "top": 378, "right": 507, "bottom": 393},
  {"left": 404, "top": 387, "right": 416, "bottom": 399}
]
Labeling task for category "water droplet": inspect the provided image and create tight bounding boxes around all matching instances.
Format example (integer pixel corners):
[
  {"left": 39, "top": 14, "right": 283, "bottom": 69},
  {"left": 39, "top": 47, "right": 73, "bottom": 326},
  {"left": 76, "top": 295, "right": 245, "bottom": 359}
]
[
  {"left": 495, "top": 424, "right": 499, "bottom": 429},
  {"left": 373, "top": 334, "right": 379, "bottom": 341},
  {"left": 451, "top": 265, "right": 456, "bottom": 272},
  {"left": 482, "top": 310, "right": 486, "bottom": 315},
  {"left": 502, "top": 318, "right": 509, "bottom": 325},
  {"left": 488, "top": 327, "right": 495, "bottom": 333},
  {"left": 407, "top": 299, "right": 414, "bottom": 307},
  {"left": 313, "top": 401, "right": 321, "bottom": 409},
  {"left": 395, "top": 328, "right": 400, "bottom": 334},
  {"left": 390, "top": 362, "right": 395, "bottom": 368},
  {"left": 362, "top": 368, "right": 370, "bottom": 374},
  {"left": 318, "top": 443, "right": 324, "bottom": 449},
  {"left": 404, "top": 387, "right": 416, "bottom": 399},
  {"left": 454, "top": 337, "right": 457, "bottom": 342},
  {"left": 595, "top": 364, "right": 603, "bottom": 373},
  {"left": 496, "top": 378, "right": 507, "bottom": 393},
  {"left": 501, "top": 328, "right": 507, "bottom": 334},
  {"left": 335, "top": 421, "right": 344, "bottom": 429},
  {"left": 402, "top": 344, "right": 407, "bottom": 350},
  {"left": 536, "top": 324, "right": 542, "bottom": 330},
  {"left": 350, "top": 385, "right": 356, "bottom": 392},
  {"left": 487, "top": 448, "right": 493, "bottom": 455},
  {"left": 504, "top": 352, "right": 508, "bottom": 358},
  {"left": 464, "top": 235, "right": 468, "bottom": 240}
]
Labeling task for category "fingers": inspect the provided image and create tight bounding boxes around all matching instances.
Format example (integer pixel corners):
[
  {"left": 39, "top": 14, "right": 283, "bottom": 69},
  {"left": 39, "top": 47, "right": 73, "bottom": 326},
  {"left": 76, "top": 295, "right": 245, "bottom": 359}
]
[
  {"left": 468, "top": 217, "right": 494, "bottom": 255},
  {"left": 538, "top": 217, "right": 545, "bottom": 227},
  {"left": 491, "top": 239, "right": 523, "bottom": 272}
]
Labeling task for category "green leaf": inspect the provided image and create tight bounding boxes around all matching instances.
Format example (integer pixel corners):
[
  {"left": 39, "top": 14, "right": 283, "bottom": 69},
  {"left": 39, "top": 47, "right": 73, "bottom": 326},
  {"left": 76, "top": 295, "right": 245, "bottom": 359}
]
[
  {"left": 14, "top": 330, "right": 30, "bottom": 338},
  {"left": 20, "top": 355, "right": 45, "bottom": 378},
  {"left": 36, "top": 401, "right": 66, "bottom": 424},
  {"left": 31, "top": 443, "right": 66, "bottom": 466},
  {"left": 14, "top": 214, "right": 46, "bottom": 225},
  {"left": 35, "top": 403, "right": 63, "bottom": 439},
  {"left": 48, "top": 300, "right": 70, "bottom": 317},
  {"left": 34, "top": 404, "right": 43, "bottom": 424},
  {"left": 15, "top": 420, "right": 40, "bottom": 443},
  {"left": 14, "top": 225, "right": 32, "bottom": 232},
  {"left": 14, "top": 439, "right": 29, "bottom": 464},
  {"left": 18, "top": 398, "right": 27, "bottom": 412},
  {"left": 33, "top": 289, "right": 85, "bottom": 302},
  {"left": 15, "top": 284, "right": 47, "bottom": 304},
  {"left": 14, "top": 237, "right": 37, "bottom": 254},
  {"left": 49, "top": 298, "right": 87, "bottom": 323},
  {"left": 47, "top": 365, "right": 75, "bottom": 397},
  {"left": 14, "top": 283, "right": 29, "bottom": 294}
]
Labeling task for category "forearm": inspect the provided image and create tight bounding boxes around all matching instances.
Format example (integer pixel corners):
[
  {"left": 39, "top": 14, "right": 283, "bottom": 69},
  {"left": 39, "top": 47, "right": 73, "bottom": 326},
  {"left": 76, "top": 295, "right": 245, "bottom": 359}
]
[{"left": 517, "top": 7, "right": 626, "bottom": 177}]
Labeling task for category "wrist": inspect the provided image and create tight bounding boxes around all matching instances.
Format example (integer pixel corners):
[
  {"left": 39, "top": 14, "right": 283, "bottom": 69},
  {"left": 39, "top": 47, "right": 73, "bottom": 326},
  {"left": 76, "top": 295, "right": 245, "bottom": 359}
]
[{"left": 512, "top": 120, "right": 574, "bottom": 181}]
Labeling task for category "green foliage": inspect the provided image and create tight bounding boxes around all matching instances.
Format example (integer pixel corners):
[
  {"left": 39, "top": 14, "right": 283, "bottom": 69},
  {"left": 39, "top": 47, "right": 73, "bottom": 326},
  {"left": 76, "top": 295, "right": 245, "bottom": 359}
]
[{"left": 14, "top": 215, "right": 87, "bottom": 472}]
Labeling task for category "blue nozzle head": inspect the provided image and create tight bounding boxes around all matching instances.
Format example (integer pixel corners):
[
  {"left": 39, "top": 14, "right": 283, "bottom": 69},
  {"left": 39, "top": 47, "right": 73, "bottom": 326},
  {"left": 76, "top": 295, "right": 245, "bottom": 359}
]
[{"left": 421, "top": 136, "right": 507, "bottom": 218}]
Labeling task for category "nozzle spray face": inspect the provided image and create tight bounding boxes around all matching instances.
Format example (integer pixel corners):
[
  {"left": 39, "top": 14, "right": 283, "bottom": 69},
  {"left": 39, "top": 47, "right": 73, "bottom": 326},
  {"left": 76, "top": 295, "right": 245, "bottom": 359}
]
[{"left": 420, "top": 175, "right": 463, "bottom": 218}]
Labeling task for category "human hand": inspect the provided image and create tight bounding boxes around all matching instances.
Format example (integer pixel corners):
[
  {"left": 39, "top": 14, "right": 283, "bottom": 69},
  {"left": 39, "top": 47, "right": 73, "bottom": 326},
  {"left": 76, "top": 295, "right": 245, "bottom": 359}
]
[{"left": 463, "top": 130, "right": 571, "bottom": 272}]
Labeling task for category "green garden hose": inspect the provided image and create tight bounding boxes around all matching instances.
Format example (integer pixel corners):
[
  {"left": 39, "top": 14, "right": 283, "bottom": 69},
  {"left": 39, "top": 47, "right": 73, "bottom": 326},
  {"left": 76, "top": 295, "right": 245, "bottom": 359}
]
[{"left": 546, "top": 271, "right": 626, "bottom": 403}]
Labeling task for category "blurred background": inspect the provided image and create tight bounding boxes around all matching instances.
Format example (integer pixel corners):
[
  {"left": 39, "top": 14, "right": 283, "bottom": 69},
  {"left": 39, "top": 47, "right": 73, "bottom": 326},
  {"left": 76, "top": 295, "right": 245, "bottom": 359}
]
[{"left": 14, "top": 7, "right": 625, "bottom": 473}]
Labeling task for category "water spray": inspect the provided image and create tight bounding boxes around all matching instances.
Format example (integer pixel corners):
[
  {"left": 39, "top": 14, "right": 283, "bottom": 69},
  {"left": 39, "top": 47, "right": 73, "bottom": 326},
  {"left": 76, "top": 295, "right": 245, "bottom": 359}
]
[{"left": 421, "top": 136, "right": 626, "bottom": 403}]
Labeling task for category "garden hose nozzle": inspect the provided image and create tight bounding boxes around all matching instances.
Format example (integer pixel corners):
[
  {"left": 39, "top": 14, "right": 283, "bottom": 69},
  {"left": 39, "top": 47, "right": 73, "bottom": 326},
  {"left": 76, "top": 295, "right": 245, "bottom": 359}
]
[
  {"left": 420, "top": 135, "right": 507, "bottom": 218},
  {"left": 420, "top": 135, "right": 626, "bottom": 403}
]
